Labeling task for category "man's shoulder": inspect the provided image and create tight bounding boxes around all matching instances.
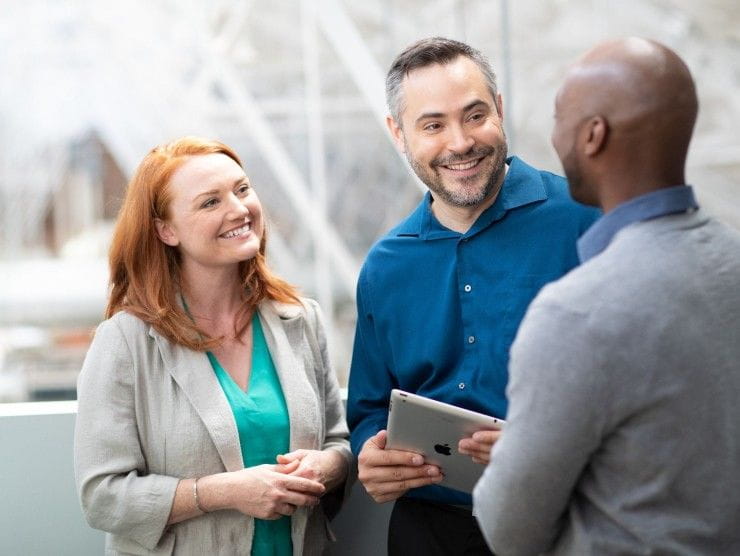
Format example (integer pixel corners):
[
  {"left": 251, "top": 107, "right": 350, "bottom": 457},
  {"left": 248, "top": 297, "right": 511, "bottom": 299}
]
[
  {"left": 508, "top": 156, "right": 567, "bottom": 192},
  {"left": 531, "top": 213, "right": 723, "bottom": 316},
  {"left": 361, "top": 199, "right": 426, "bottom": 269},
  {"left": 508, "top": 156, "right": 599, "bottom": 220},
  {"left": 532, "top": 259, "right": 606, "bottom": 313}
]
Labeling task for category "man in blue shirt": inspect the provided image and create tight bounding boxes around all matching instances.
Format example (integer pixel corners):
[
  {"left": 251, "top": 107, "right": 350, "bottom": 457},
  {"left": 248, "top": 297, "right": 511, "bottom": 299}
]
[
  {"left": 346, "top": 37, "right": 598, "bottom": 555},
  {"left": 474, "top": 38, "right": 740, "bottom": 555}
]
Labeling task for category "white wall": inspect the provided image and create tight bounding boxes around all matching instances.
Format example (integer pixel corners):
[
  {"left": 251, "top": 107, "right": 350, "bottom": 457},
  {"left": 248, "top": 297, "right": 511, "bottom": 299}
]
[{"left": 0, "top": 403, "right": 103, "bottom": 555}]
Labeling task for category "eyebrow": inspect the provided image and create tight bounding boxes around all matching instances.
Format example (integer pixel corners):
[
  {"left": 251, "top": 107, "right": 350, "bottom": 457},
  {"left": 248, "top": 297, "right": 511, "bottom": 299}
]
[
  {"left": 192, "top": 177, "right": 248, "bottom": 202},
  {"left": 414, "top": 99, "right": 490, "bottom": 125}
]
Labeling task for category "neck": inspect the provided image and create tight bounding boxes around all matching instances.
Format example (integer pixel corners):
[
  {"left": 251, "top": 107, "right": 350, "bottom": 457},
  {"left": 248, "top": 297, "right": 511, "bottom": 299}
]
[
  {"left": 180, "top": 262, "right": 245, "bottom": 322},
  {"left": 430, "top": 196, "right": 494, "bottom": 233},
  {"left": 598, "top": 174, "right": 686, "bottom": 213},
  {"left": 594, "top": 151, "right": 685, "bottom": 213}
]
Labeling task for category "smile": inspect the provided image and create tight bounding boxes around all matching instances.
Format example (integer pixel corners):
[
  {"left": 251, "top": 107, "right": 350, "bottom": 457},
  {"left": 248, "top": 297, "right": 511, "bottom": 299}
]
[
  {"left": 220, "top": 223, "right": 251, "bottom": 239},
  {"left": 441, "top": 158, "right": 483, "bottom": 171}
]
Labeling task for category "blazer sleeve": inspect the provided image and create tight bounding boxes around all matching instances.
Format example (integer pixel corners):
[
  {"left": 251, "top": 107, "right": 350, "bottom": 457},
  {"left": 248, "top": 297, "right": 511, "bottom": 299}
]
[
  {"left": 303, "top": 298, "right": 355, "bottom": 517},
  {"left": 74, "top": 317, "right": 179, "bottom": 550}
]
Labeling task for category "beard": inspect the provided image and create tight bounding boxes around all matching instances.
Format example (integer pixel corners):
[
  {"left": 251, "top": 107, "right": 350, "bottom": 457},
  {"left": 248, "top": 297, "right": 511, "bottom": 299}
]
[
  {"left": 406, "top": 139, "right": 508, "bottom": 208},
  {"left": 559, "top": 142, "right": 596, "bottom": 206}
]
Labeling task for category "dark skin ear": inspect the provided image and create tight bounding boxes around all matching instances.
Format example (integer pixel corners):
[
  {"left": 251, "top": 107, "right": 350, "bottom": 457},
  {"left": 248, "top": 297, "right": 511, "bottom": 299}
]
[{"left": 584, "top": 115, "right": 608, "bottom": 157}]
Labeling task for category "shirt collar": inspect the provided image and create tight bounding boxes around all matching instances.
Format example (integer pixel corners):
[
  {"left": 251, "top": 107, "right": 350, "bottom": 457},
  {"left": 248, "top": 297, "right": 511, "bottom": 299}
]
[
  {"left": 410, "top": 156, "right": 547, "bottom": 240},
  {"left": 577, "top": 185, "right": 698, "bottom": 262}
]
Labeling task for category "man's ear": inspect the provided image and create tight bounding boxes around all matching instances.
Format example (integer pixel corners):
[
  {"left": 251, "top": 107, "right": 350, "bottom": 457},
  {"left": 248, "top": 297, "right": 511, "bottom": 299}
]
[
  {"left": 495, "top": 93, "right": 504, "bottom": 121},
  {"left": 583, "top": 115, "right": 608, "bottom": 157},
  {"left": 386, "top": 115, "right": 406, "bottom": 153},
  {"left": 154, "top": 218, "right": 179, "bottom": 247}
]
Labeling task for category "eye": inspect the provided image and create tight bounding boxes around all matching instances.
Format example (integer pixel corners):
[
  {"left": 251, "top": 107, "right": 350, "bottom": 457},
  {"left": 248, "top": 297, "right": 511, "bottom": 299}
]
[
  {"left": 423, "top": 122, "right": 442, "bottom": 132},
  {"left": 468, "top": 112, "right": 485, "bottom": 122},
  {"left": 236, "top": 183, "right": 251, "bottom": 196},
  {"left": 201, "top": 198, "right": 219, "bottom": 209}
]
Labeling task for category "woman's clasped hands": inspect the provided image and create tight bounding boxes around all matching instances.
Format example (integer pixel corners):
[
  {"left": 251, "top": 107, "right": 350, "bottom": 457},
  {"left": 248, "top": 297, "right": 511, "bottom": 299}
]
[{"left": 201, "top": 460, "right": 326, "bottom": 520}]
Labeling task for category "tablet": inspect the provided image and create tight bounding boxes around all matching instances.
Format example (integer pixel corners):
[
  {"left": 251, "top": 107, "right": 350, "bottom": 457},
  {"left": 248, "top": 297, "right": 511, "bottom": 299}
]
[{"left": 385, "top": 389, "right": 505, "bottom": 493}]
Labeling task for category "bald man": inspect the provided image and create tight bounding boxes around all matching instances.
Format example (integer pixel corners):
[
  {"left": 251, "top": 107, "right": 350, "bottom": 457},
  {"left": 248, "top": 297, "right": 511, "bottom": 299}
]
[{"left": 473, "top": 38, "right": 740, "bottom": 555}]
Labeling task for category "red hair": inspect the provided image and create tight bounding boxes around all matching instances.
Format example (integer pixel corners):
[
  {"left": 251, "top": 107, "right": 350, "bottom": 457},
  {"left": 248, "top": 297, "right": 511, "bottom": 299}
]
[{"left": 107, "top": 136, "right": 300, "bottom": 350}]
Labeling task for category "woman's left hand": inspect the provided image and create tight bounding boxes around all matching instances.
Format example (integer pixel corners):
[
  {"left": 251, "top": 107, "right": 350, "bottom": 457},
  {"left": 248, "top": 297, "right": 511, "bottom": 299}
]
[{"left": 276, "top": 449, "right": 347, "bottom": 493}]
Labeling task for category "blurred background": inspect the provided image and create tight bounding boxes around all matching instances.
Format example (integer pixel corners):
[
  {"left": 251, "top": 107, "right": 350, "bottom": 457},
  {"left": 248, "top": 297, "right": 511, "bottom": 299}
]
[{"left": 1, "top": 0, "right": 738, "bottom": 402}]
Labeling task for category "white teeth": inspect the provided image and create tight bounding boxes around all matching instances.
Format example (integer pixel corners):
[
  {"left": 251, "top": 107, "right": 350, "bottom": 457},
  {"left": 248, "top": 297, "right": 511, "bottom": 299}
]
[
  {"left": 221, "top": 223, "right": 251, "bottom": 239},
  {"left": 446, "top": 159, "right": 479, "bottom": 171}
]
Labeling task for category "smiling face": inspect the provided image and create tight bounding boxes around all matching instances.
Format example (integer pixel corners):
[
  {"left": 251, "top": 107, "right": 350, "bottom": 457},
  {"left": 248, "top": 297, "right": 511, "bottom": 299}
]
[
  {"left": 388, "top": 55, "right": 508, "bottom": 209},
  {"left": 155, "top": 153, "right": 263, "bottom": 275}
]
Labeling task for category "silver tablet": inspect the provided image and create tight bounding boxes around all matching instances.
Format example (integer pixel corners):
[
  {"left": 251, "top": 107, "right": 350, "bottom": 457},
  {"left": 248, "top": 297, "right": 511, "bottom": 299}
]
[{"left": 386, "top": 389, "right": 505, "bottom": 493}]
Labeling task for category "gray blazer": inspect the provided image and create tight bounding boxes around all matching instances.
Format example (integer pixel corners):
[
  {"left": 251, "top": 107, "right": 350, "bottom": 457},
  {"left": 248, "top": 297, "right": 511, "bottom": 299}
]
[{"left": 74, "top": 298, "right": 352, "bottom": 556}]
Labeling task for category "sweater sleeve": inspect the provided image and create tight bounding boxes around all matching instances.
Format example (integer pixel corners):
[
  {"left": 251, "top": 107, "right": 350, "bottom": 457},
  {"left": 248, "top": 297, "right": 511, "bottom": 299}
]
[{"left": 473, "top": 298, "right": 610, "bottom": 555}]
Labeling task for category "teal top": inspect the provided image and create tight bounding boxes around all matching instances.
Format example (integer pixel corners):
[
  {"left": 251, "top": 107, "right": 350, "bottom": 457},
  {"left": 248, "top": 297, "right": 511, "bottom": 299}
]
[{"left": 207, "top": 314, "right": 292, "bottom": 556}]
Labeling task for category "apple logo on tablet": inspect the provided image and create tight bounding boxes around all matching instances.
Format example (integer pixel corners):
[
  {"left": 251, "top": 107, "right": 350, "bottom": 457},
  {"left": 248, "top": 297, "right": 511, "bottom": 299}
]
[{"left": 434, "top": 443, "right": 452, "bottom": 456}]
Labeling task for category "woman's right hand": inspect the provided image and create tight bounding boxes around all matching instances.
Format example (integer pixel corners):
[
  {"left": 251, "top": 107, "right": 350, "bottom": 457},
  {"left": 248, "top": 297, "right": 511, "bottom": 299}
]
[{"left": 201, "top": 460, "right": 326, "bottom": 520}]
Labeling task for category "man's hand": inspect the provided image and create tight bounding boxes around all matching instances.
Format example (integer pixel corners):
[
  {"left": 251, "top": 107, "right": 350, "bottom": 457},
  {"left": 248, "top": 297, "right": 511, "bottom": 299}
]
[
  {"left": 357, "top": 430, "right": 443, "bottom": 503},
  {"left": 458, "top": 429, "right": 502, "bottom": 465}
]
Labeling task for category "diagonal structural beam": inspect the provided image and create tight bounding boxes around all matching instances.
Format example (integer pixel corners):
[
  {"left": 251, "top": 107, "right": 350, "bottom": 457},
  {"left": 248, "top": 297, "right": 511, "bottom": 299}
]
[{"left": 316, "top": 0, "right": 427, "bottom": 193}]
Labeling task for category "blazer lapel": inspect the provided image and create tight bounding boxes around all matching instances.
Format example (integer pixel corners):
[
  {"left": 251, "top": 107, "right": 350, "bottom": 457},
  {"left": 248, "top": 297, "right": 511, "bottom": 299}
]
[
  {"left": 258, "top": 300, "right": 320, "bottom": 451},
  {"left": 149, "top": 327, "right": 244, "bottom": 472}
]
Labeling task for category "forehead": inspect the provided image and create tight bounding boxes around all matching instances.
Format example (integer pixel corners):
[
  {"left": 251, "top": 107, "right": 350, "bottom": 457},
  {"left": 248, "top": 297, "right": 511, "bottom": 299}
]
[
  {"left": 400, "top": 56, "right": 494, "bottom": 119},
  {"left": 169, "top": 153, "right": 244, "bottom": 192},
  {"left": 553, "top": 75, "right": 583, "bottom": 115}
]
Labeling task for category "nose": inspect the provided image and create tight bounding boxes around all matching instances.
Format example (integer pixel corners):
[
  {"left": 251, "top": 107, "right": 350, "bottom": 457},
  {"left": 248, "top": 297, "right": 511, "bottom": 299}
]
[
  {"left": 446, "top": 123, "right": 475, "bottom": 154},
  {"left": 226, "top": 192, "right": 249, "bottom": 218}
]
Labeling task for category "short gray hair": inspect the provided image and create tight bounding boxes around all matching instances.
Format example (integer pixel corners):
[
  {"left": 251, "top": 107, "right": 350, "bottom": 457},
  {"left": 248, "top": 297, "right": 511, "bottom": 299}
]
[{"left": 386, "top": 37, "right": 499, "bottom": 125}]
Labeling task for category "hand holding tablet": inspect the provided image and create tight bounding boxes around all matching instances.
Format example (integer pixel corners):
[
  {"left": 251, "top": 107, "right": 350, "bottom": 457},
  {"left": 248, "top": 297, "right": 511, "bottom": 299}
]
[{"left": 385, "top": 389, "right": 505, "bottom": 493}]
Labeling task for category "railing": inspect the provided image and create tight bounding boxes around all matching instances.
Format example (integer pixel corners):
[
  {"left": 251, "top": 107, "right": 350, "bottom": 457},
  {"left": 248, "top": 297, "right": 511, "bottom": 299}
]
[{"left": 0, "top": 402, "right": 389, "bottom": 556}]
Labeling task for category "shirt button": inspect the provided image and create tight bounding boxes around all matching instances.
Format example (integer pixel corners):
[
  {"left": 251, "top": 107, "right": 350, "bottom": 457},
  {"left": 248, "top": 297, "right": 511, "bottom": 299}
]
[
  {"left": 468, "top": 335, "right": 475, "bottom": 344},
  {"left": 458, "top": 382, "right": 466, "bottom": 390},
  {"left": 464, "top": 284, "right": 472, "bottom": 292}
]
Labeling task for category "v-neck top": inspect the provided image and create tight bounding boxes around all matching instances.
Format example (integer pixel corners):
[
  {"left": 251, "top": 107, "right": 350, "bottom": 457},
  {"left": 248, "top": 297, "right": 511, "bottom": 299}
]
[{"left": 207, "top": 314, "right": 292, "bottom": 556}]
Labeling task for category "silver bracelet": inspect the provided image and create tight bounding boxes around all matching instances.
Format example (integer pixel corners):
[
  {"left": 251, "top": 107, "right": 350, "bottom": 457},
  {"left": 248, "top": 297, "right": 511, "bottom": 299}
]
[{"left": 193, "top": 478, "right": 207, "bottom": 513}]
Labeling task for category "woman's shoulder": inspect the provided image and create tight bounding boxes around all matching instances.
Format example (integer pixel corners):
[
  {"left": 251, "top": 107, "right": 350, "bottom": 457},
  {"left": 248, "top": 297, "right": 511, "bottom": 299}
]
[
  {"left": 93, "top": 311, "right": 151, "bottom": 343},
  {"left": 262, "top": 296, "right": 320, "bottom": 320}
]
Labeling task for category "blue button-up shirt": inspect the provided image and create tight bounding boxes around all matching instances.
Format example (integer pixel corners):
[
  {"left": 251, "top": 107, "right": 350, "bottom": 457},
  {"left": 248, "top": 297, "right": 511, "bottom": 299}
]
[
  {"left": 578, "top": 185, "right": 699, "bottom": 262},
  {"left": 347, "top": 156, "right": 599, "bottom": 505}
]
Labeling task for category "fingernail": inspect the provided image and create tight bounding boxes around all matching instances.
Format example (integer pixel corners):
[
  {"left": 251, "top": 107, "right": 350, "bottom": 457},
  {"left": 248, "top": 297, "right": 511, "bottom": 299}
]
[
  {"left": 411, "top": 455, "right": 423, "bottom": 465},
  {"left": 427, "top": 467, "right": 438, "bottom": 477}
]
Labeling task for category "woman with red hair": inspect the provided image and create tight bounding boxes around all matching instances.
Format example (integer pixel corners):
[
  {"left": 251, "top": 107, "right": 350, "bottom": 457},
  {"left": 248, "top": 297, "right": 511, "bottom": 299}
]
[{"left": 74, "top": 137, "right": 351, "bottom": 555}]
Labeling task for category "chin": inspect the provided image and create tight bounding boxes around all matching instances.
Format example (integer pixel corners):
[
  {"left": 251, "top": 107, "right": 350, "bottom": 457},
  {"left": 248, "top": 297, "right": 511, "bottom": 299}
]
[
  {"left": 565, "top": 178, "right": 595, "bottom": 207},
  {"left": 240, "top": 243, "right": 262, "bottom": 261}
]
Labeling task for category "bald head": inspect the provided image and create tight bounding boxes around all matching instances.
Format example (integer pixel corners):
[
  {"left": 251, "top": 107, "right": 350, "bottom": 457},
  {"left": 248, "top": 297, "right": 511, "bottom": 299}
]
[
  {"left": 565, "top": 38, "right": 697, "bottom": 132},
  {"left": 552, "top": 38, "right": 698, "bottom": 209}
]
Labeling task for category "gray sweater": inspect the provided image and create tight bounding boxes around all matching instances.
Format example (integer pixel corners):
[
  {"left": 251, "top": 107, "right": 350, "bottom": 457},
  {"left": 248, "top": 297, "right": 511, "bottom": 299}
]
[{"left": 474, "top": 210, "right": 740, "bottom": 555}]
